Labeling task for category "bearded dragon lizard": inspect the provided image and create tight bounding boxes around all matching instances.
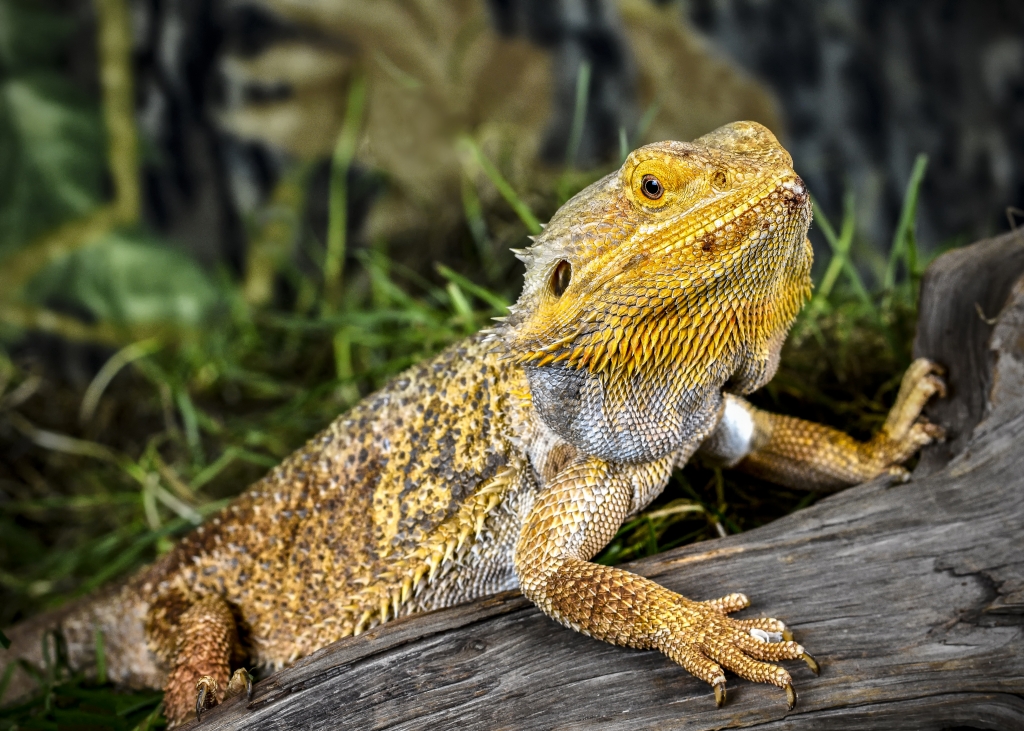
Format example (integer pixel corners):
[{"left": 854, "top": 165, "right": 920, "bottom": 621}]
[{"left": 2, "top": 121, "right": 945, "bottom": 726}]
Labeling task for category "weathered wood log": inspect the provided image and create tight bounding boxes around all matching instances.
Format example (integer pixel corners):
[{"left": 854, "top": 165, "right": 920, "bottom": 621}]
[{"left": 192, "top": 231, "right": 1024, "bottom": 731}]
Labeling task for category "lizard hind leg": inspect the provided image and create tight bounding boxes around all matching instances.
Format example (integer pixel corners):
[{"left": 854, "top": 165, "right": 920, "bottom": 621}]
[{"left": 160, "top": 594, "right": 245, "bottom": 728}]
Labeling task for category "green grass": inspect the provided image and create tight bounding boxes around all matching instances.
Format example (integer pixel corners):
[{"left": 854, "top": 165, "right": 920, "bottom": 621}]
[{"left": 0, "top": 632, "right": 164, "bottom": 731}]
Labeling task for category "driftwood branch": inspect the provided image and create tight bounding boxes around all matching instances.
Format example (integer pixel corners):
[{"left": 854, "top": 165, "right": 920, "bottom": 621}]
[{"left": 193, "top": 231, "right": 1024, "bottom": 731}]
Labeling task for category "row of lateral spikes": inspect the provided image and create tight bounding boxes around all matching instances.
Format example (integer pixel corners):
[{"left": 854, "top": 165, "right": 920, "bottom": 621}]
[{"left": 350, "top": 486, "right": 506, "bottom": 636}]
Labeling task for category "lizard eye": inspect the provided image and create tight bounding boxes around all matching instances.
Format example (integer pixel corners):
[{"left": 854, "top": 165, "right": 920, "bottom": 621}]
[
  {"left": 640, "top": 174, "right": 664, "bottom": 200},
  {"left": 551, "top": 260, "right": 572, "bottom": 297}
]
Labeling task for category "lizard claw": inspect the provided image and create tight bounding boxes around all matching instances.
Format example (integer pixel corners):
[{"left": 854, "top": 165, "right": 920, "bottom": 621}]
[
  {"left": 195, "top": 675, "right": 218, "bottom": 722},
  {"left": 801, "top": 651, "right": 820, "bottom": 676},
  {"left": 714, "top": 680, "right": 726, "bottom": 707},
  {"left": 785, "top": 682, "right": 797, "bottom": 710},
  {"left": 226, "top": 667, "right": 254, "bottom": 702}
]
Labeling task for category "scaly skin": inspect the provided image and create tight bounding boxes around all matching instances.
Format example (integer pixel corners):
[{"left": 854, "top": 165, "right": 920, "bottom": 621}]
[{"left": 2, "top": 122, "right": 944, "bottom": 726}]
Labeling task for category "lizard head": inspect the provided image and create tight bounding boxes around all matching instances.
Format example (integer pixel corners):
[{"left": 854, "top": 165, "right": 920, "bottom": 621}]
[{"left": 498, "top": 120, "right": 813, "bottom": 462}]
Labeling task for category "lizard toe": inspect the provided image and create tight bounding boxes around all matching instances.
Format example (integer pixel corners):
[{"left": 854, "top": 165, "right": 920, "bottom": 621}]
[{"left": 225, "top": 667, "right": 254, "bottom": 701}]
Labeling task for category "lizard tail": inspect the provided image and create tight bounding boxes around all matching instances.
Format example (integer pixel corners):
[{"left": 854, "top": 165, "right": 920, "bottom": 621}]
[
  {"left": 2, "top": 603, "right": 74, "bottom": 704},
  {"left": 1, "top": 587, "right": 163, "bottom": 706}
]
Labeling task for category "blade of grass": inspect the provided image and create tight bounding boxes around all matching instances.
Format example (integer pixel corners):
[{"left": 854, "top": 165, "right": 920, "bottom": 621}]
[
  {"left": 174, "top": 389, "right": 202, "bottom": 463},
  {"left": 79, "top": 338, "right": 162, "bottom": 423},
  {"left": 460, "top": 174, "right": 494, "bottom": 278},
  {"left": 435, "top": 264, "right": 509, "bottom": 312},
  {"left": 565, "top": 60, "right": 591, "bottom": 168},
  {"left": 121, "top": 460, "right": 202, "bottom": 527},
  {"left": 0, "top": 0, "right": 141, "bottom": 297},
  {"left": 459, "top": 137, "right": 542, "bottom": 235},
  {"left": 813, "top": 190, "right": 856, "bottom": 302},
  {"left": 114, "top": 692, "right": 163, "bottom": 717},
  {"left": 445, "top": 282, "right": 475, "bottom": 333},
  {"left": 333, "top": 327, "right": 360, "bottom": 403},
  {"left": 189, "top": 447, "right": 276, "bottom": 492},
  {"left": 7, "top": 413, "right": 118, "bottom": 462},
  {"left": 324, "top": 75, "right": 367, "bottom": 308},
  {"left": 811, "top": 194, "right": 874, "bottom": 311},
  {"left": 244, "top": 162, "right": 313, "bottom": 307},
  {"left": 884, "top": 153, "right": 928, "bottom": 290},
  {"left": 639, "top": 502, "right": 706, "bottom": 521}
]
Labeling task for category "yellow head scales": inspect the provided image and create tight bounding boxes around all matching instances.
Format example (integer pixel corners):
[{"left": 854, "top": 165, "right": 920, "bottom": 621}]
[{"left": 501, "top": 120, "right": 813, "bottom": 393}]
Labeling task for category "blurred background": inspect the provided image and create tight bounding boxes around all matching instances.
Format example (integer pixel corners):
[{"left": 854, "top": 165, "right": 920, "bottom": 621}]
[{"left": 1, "top": 1, "right": 1022, "bottom": 723}]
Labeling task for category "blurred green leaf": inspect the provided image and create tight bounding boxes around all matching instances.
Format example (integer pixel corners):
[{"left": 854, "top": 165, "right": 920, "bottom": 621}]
[
  {"left": 0, "top": 74, "right": 104, "bottom": 256},
  {"left": 25, "top": 232, "right": 220, "bottom": 326}
]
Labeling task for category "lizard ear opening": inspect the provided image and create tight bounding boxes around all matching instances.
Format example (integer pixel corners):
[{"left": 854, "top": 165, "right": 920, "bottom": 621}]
[{"left": 551, "top": 260, "right": 572, "bottom": 297}]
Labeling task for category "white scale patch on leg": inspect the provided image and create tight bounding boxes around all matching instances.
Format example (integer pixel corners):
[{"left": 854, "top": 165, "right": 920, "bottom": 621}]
[{"left": 698, "top": 395, "right": 757, "bottom": 467}]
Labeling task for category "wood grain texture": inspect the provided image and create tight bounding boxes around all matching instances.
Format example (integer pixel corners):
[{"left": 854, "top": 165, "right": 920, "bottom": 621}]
[
  {"left": 914, "top": 230, "right": 1024, "bottom": 475},
  {"left": 188, "top": 231, "right": 1024, "bottom": 731}
]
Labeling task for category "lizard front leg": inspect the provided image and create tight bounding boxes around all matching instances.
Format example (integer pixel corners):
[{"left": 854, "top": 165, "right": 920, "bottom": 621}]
[
  {"left": 514, "top": 455, "right": 816, "bottom": 708},
  {"left": 701, "top": 358, "right": 946, "bottom": 490}
]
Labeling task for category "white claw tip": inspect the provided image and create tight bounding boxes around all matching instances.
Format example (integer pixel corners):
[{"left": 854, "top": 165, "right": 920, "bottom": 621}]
[{"left": 750, "top": 628, "right": 784, "bottom": 643}]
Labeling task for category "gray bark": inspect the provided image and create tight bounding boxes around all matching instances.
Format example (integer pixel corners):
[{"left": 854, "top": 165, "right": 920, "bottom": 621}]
[{"left": 190, "top": 231, "right": 1024, "bottom": 731}]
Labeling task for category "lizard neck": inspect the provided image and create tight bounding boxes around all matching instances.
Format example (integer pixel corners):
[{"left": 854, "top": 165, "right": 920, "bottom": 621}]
[
  {"left": 523, "top": 235, "right": 813, "bottom": 464},
  {"left": 524, "top": 359, "right": 725, "bottom": 463}
]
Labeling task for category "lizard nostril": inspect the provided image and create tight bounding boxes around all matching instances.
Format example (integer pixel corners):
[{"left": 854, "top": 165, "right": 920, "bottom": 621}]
[{"left": 551, "top": 260, "right": 572, "bottom": 297}]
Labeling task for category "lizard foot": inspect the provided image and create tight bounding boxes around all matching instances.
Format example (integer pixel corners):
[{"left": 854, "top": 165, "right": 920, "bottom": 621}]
[
  {"left": 659, "top": 592, "right": 817, "bottom": 710},
  {"left": 193, "top": 668, "right": 252, "bottom": 723},
  {"left": 701, "top": 592, "right": 817, "bottom": 673},
  {"left": 867, "top": 358, "right": 946, "bottom": 478}
]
